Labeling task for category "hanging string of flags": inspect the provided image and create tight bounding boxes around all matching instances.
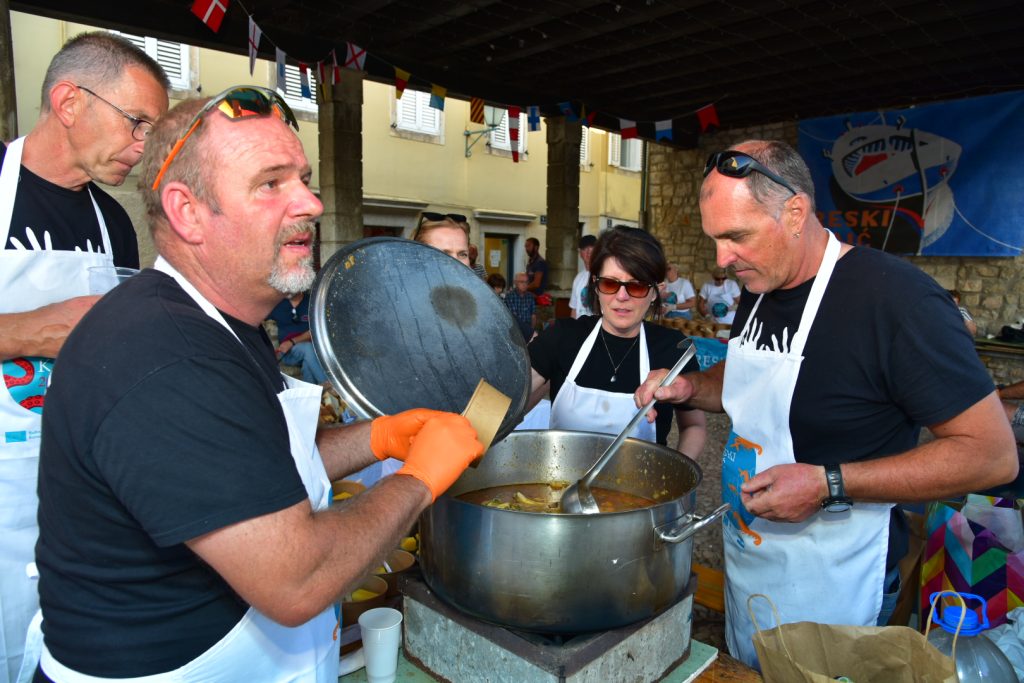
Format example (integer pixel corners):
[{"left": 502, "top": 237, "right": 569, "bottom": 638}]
[{"left": 189, "top": 0, "right": 722, "bottom": 160}]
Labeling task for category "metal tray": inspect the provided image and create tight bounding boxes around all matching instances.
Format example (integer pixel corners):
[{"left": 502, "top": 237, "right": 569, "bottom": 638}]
[{"left": 309, "top": 237, "right": 530, "bottom": 442}]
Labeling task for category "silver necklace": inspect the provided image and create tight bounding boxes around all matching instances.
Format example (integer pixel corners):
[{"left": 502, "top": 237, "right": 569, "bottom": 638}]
[{"left": 600, "top": 328, "right": 639, "bottom": 383}]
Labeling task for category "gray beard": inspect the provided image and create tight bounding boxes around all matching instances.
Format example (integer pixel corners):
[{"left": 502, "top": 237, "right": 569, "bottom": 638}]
[{"left": 269, "top": 255, "right": 316, "bottom": 296}]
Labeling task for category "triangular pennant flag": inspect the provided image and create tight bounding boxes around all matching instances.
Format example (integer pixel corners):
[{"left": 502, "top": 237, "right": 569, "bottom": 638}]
[
  {"left": 655, "top": 119, "right": 673, "bottom": 142},
  {"left": 275, "top": 48, "right": 286, "bottom": 94},
  {"left": 470, "top": 97, "right": 485, "bottom": 124},
  {"left": 191, "top": 0, "right": 228, "bottom": 33},
  {"left": 697, "top": 103, "right": 720, "bottom": 133},
  {"left": 619, "top": 119, "right": 638, "bottom": 140},
  {"left": 330, "top": 50, "right": 340, "bottom": 85},
  {"left": 429, "top": 84, "right": 446, "bottom": 111},
  {"left": 394, "top": 67, "right": 410, "bottom": 99},
  {"left": 557, "top": 101, "right": 578, "bottom": 123},
  {"left": 345, "top": 42, "right": 366, "bottom": 71},
  {"left": 317, "top": 61, "right": 328, "bottom": 102},
  {"left": 527, "top": 105, "right": 541, "bottom": 132},
  {"left": 299, "top": 63, "right": 311, "bottom": 99},
  {"left": 583, "top": 108, "right": 597, "bottom": 127},
  {"left": 247, "top": 17, "right": 262, "bottom": 76},
  {"left": 508, "top": 105, "right": 521, "bottom": 163}
]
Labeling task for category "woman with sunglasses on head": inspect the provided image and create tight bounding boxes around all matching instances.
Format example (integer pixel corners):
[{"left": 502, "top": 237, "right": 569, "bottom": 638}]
[
  {"left": 526, "top": 226, "right": 706, "bottom": 455},
  {"left": 412, "top": 211, "right": 471, "bottom": 266}
]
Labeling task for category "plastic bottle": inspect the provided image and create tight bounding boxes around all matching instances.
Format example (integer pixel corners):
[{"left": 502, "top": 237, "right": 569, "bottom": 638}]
[{"left": 926, "top": 591, "right": 1017, "bottom": 683}]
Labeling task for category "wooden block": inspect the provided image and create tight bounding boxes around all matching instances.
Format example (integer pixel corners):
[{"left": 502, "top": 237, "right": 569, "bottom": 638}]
[{"left": 693, "top": 562, "right": 725, "bottom": 613}]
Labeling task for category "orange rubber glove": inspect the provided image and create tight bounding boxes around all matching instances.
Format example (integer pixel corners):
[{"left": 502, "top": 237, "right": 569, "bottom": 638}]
[
  {"left": 369, "top": 408, "right": 448, "bottom": 461},
  {"left": 397, "top": 414, "right": 484, "bottom": 502}
]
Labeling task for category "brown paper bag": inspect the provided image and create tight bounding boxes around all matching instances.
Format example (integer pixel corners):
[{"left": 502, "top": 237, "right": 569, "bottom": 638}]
[{"left": 749, "top": 594, "right": 958, "bottom": 683}]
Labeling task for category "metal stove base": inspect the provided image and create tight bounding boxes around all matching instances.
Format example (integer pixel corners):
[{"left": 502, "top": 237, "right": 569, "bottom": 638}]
[{"left": 401, "top": 574, "right": 697, "bottom": 683}]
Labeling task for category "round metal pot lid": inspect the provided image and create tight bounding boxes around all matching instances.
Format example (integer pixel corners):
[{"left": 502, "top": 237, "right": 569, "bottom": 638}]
[{"left": 309, "top": 237, "right": 530, "bottom": 442}]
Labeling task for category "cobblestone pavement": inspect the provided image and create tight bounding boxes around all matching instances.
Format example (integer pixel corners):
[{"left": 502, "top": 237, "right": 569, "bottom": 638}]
[{"left": 674, "top": 411, "right": 730, "bottom": 652}]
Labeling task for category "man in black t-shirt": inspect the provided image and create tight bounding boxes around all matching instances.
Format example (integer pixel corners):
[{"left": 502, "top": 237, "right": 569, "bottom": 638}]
[
  {"left": 34, "top": 91, "right": 484, "bottom": 681},
  {"left": 638, "top": 140, "right": 1016, "bottom": 669},
  {"left": 0, "top": 33, "right": 170, "bottom": 683}
]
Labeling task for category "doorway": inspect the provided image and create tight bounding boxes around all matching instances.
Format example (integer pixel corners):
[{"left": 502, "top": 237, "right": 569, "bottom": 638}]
[{"left": 482, "top": 233, "right": 517, "bottom": 284}]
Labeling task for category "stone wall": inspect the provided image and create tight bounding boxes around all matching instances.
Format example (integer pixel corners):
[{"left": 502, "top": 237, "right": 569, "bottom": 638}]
[{"left": 646, "top": 123, "right": 1024, "bottom": 345}]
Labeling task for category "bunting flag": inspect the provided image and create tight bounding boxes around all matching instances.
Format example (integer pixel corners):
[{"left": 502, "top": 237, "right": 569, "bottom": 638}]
[
  {"left": 247, "top": 17, "right": 261, "bottom": 76},
  {"left": 429, "top": 84, "right": 446, "bottom": 111},
  {"left": 345, "top": 42, "right": 367, "bottom": 71},
  {"left": 330, "top": 50, "right": 340, "bottom": 85},
  {"left": 191, "top": 0, "right": 228, "bottom": 33},
  {"left": 299, "top": 63, "right": 311, "bottom": 98},
  {"left": 655, "top": 119, "right": 673, "bottom": 142},
  {"left": 275, "top": 48, "right": 286, "bottom": 94},
  {"left": 527, "top": 105, "right": 541, "bottom": 132},
  {"left": 509, "top": 105, "right": 521, "bottom": 163},
  {"left": 470, "top": 97, "right": 485, "bottom": 124},
  {"left": 317, "top": 61, "right": 328, "bottom": 101},
  {"left": 394, "top": 67, "right": 410, "bottom": 99},
  {"left": 557, "top": 101, "right": 578, "bottom": 122},
  {"left": 581, "top": 105, "right": 597, "bottom": 127},
  {"left": 697, "top": 103, "right": 720, "bottom": 133},
  {"left": 619, "top": 119, "right": 638, "bottom": 139}
]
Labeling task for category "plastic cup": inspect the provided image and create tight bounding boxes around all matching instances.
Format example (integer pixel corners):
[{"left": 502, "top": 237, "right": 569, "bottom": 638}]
[
  {"left": 357, "top": 607, "right": 403, "bottom": 683},
  {"left": 89, "top": 266, "right": 140, "bottom": 295}
]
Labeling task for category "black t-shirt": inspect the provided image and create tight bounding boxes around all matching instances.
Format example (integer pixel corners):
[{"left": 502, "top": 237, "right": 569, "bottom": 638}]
[
  {"left": 37, "top": 269, "right": 307, "bottom": 677},
  {"left": 730, "top": 246, "right": 994, "bottom": 570},
  {"left": 529, "top": 316, "right": 701, "bottom": 445},
  {"left": 0, "top": 142, "right": 139, "bottom": 267}
]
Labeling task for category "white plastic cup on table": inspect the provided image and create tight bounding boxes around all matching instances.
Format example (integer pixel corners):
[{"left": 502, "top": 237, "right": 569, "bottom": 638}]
[
  {"left": 357, "top": 607, "right": 403, "bottom": 683},
  {"left": 88, "top": 266, "right": 140, "bottom": 295}
]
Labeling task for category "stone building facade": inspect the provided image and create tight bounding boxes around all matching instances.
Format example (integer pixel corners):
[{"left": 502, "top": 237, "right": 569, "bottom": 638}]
[{"left": 646, "top": 122, "right": 1024, "bottom": 383}]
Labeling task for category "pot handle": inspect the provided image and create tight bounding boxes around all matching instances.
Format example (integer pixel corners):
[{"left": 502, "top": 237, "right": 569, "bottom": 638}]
[{"left": 655, "top": 503, "right": 730, "bottom": 544}]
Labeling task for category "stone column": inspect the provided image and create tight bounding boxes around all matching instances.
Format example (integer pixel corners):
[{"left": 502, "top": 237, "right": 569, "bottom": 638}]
[
  {"left": 0, "top": 0, "right": 18, "bottom": 141},
  {"left": 317, "top": 68, "right": 363, "bottom": 266},
  {"left": 545, "top": 117, "right": 582, "bottom": 292}
]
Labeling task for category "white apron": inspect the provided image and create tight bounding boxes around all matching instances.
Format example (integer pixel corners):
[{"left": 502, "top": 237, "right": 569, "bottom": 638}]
[
  {"left": 549, "top": 320, "right": 656, "bottom": 442},
  {"left": 36, "top": 257, "right": 340, "bottom": 682},
  {"left": 720, "top": 233, "right": 891, "bottom": 669},
  {"left": 0, "top": 137, "right": 114, "bottom": 683}
]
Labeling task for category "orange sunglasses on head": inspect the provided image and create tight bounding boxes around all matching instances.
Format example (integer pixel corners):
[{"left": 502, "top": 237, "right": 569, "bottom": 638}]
[{"left": 151, "top": 86, "right": 299, "bottom": 191}]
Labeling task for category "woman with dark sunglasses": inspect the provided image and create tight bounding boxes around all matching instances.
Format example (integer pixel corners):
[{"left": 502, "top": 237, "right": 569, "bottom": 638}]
[
  {"left": 412, "top": 211, "right": 471, "bottom": 266},
  {"left": 525, "top": 226, "right": 706, "bottom": 455}
]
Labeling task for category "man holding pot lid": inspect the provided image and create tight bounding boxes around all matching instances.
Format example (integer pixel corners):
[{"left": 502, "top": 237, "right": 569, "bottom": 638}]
[
  {"left": 31, "top": 89, "right": 483, "bottom": 682},
  {"left": 637, "top": 140, "right": 1016, "bottom": 669},
  {"left": 526, "top": 225, "right": 706, "bottom": 457}
]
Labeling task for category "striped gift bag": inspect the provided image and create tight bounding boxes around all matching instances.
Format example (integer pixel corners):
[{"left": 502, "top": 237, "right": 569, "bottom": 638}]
[{"left": 920, "top": 494, "right": 1024, "bottom": 628}]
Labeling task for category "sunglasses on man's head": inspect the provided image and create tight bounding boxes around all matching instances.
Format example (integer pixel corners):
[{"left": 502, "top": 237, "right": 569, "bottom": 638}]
[
  {"left": 593, "top": 276, "right": 653, "bottom": 298},
  {"left": 703, "top": 150, "right": 798, "bottom": 196},
  {"left": 151, "top": 86, "right": 299, "bottom": 191},
  {"left": 420, "top": 212, "right": 468, "bottom": 224}
]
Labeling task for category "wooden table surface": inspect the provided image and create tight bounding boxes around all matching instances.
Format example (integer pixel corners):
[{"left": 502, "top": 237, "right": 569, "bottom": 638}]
[{"left": 695, "top": 650, "right": 762, "bottom": 682}]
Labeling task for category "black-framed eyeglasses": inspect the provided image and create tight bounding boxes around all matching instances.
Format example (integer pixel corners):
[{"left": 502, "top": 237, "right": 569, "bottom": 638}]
[
  {"left": 76, "top": 85, "right": 153, "bottom": 142},
  {"left": 704, "top": 150, "right": 798, "bottom": 196},
  {"left": 151, "top": 85, "right": 298, "bottom": 191},
  {"left": 420, "top": 212, "right": 468, "bottom": 224},
  {"left": 593, "top": 276, "right": 653, "bottom": 298}
]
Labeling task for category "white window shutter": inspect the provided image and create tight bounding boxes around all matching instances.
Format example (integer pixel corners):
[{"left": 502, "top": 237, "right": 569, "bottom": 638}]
[
  {"left": 114, "top": 31, "right": 190, "bottom": 91},
  {"left": 579, "top": 129, "right": 590, "bottom": 165},
  {"left": 608, "top": 132, "right": 622, "bottom": 167},
  {"left": 279, "top": 64, "right": 318, "bottom": 113}
]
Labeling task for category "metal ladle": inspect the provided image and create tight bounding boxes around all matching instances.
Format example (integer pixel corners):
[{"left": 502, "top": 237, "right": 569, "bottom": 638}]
[{"left": 560, "top": 338, "right": 697, "bottom": 514}]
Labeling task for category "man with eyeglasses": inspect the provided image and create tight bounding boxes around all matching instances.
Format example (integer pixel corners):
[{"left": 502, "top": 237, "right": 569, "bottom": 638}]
[
  {"left": 637, "top": 140, "right": 1016, "bottom": 669},
  {"left": 0, "top": 32, "right": 168, "bottom": 683},
  {"left": 31, "top": 88, "right": 483, "bottom": 682}
]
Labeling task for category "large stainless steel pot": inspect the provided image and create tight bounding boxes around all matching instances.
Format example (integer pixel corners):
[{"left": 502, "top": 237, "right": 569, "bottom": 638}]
[{"left": 419, "top": 430, "right": 728, "bottom": 633}]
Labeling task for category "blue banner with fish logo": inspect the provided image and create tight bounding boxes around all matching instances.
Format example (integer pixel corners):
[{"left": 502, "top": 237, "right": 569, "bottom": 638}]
[{"left": 798, "top": 90, "right": 1024, "bottom": 257}]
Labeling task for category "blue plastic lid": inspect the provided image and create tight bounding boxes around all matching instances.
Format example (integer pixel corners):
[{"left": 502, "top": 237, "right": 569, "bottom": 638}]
[{"left": 929, "top": 591, "right": 990, "bottom": 636}]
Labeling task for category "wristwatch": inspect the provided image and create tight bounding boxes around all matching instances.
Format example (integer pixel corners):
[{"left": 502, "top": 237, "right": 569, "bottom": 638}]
[{"left": 821, "top": 464, "right": 853, "bottom": 513}]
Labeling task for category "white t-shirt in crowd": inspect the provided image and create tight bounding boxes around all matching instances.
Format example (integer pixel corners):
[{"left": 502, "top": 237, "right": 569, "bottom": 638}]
[
  {"left": 699, "top": 278, "right": 742, "bottom": 324},
  {"left": 663, "top": 277, "right": 696, "bottom": 308},
  {"left": 569, "top": 270, "right": 592, "bottom": 317}
]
